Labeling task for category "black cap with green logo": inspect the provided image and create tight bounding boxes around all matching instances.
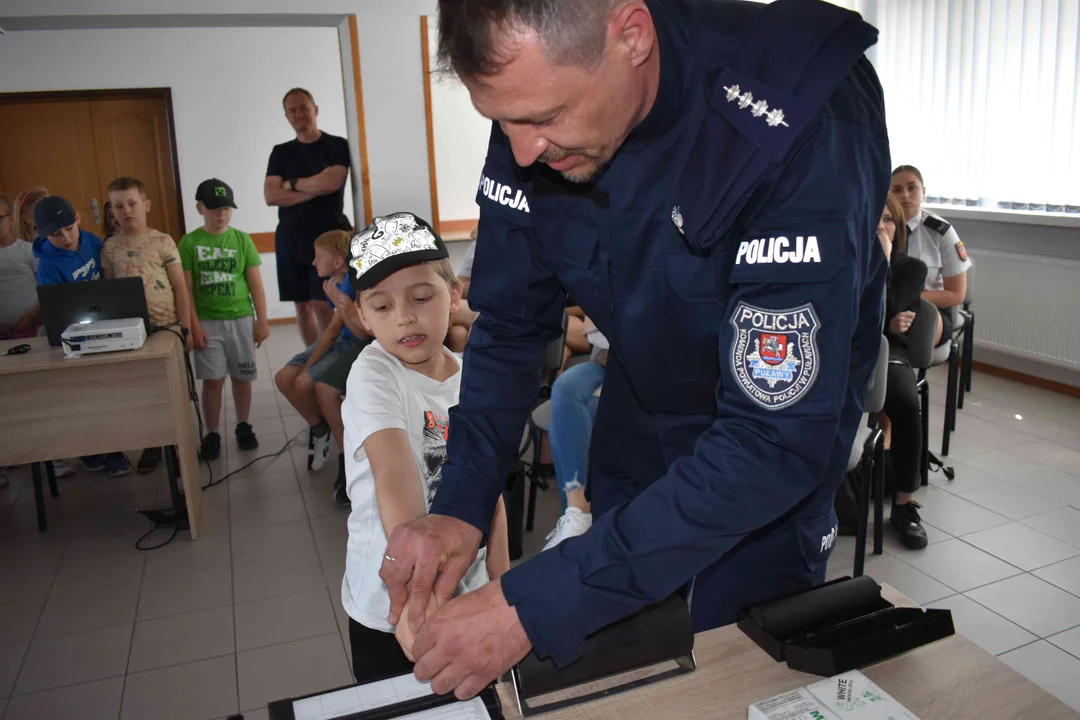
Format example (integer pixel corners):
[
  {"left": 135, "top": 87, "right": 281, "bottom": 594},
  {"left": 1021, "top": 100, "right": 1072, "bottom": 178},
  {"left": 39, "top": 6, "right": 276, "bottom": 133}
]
[{"left": 195, "top": 178, "right": 237, "bottom": 210}]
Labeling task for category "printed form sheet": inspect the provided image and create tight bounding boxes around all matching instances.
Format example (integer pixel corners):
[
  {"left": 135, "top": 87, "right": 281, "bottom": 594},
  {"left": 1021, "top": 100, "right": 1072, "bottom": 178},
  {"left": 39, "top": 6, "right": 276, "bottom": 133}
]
[{"left": 292, "top": 673, "right": 492, "bottom": 720}]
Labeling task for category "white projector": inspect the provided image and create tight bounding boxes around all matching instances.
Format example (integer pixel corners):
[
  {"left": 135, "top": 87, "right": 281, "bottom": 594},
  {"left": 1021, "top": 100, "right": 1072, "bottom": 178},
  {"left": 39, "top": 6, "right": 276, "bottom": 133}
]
[{"left": 61, "top": 317, "right": 147, "bottom": 358}]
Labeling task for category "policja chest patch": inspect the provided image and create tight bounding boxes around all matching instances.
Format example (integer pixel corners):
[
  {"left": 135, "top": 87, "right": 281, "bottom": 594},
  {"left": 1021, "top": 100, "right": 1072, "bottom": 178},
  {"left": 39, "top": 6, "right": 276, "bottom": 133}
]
[{"left": 730, "top": 302, "right": 821, "bottom": 410}]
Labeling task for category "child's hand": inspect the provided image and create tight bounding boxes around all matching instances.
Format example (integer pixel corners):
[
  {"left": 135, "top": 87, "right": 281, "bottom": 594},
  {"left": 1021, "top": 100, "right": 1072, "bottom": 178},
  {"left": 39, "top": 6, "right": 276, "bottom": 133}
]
[
  {"left": 254, "top": 320, "right": 270, "bottom": 348},
  {"left": 395, "top": 590, "right": 443, "bottom": 661},
  {"left": 191, "top": 324, "right": 208, "bottom": 350},
  {"left": 323, "top": 278, "right": 347, "bottom": 307}
]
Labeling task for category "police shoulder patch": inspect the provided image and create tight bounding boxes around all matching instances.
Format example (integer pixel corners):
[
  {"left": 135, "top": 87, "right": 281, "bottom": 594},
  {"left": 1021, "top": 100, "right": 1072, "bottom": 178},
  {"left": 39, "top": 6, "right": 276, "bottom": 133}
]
[
  {"left": 729, "top": 302, "right": 821, "bottom": 411},
  {"left": 955, "top": 240, "right": 968, "bottom": 262},
  {"left": 923, "top": 215, "right": 951, "bottom": 235}
]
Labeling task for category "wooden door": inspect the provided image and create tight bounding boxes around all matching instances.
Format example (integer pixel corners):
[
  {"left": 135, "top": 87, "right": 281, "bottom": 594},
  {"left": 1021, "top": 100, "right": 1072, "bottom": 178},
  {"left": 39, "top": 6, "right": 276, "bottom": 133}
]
[
  {"left": 90, "top": 98, "right": 183, "bottom": 241},
  {"left": 0, "top": 100, "right": 105, "bottom": 237}
]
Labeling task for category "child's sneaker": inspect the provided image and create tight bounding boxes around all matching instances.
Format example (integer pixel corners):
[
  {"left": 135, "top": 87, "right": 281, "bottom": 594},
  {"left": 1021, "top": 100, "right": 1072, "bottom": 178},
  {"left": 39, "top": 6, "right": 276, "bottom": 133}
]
[
  {"left": 542, "top": 507, "right": 592, "bottom": 551},
  {"left": 236, "top": 422, "right": 259, "bottom": 452},
  {"left": 81, "top": 455, "right": 107, "bottom": 473},
  {"left": 52, "top": 459, "right": 75, "bottom": 478},
  {"left": 137, "top": 447, "right": 162, "bottom": 473},
  {"left": 200, "top": 432, "right": 221, "bottom": 461},
  {"left": 333, "top": 454, "right": 350, "bottom": 508},
  {"left": 105, "top": 452, "right": 132, "bottom": 477},
  {"left": 308, "top": 421, "right": 332, "bottom": 472}
]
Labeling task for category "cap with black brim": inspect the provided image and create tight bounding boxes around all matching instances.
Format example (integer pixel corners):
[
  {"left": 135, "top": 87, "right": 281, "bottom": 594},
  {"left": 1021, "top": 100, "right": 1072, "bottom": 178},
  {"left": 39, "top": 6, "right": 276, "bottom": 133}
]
[{"left": 348, "top": 212, "right": 449, "bottom": 293}]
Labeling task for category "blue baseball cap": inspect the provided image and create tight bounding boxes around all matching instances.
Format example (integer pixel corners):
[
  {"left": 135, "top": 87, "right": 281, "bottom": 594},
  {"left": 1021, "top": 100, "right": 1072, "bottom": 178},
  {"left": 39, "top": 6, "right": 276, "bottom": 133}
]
[{"left": 34, "top": 196, "right": 77, "bottom": 237}]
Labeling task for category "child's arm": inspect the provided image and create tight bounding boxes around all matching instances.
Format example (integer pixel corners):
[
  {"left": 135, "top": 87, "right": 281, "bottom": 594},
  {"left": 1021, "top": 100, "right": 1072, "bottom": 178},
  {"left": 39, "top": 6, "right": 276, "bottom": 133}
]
[
  {"left": 322, "top": 278, "right": 370, "bottom": 341},
  {"left": 165, "top": 262, "right": 192, "bottom": 344},
  {"left": 183, "top": 270, "right": 207, "bottom": 350},
  {"left": 365, "top": 427, "right": 434, "bottom": 657},
  {"left": 486, "top": 496, "right": 510, "bottom": 579},
  {"left": 245, "top": 266, "right": 270, "bottom": 348},
  {"left": 366, "top": 428, "right": 428, "bottom": 544},
  {"left": 303, "top": 314, "right": 344, "bottom": 370}
]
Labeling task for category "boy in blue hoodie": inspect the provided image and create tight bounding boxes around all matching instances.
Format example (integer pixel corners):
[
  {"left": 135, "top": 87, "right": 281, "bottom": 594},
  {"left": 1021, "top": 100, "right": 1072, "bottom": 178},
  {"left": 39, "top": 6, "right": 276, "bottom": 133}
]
[
  {"left": 32, "top": 195, "right": 131, "bottom": 476},
  {"left": 32, "top": 196, "right": 103, "bottom": 284}
]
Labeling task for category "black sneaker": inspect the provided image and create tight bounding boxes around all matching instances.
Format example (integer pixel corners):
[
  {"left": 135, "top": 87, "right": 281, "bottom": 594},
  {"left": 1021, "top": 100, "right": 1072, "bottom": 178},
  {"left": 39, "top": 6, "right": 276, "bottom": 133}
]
[
  {"left": 137, "top": 447, "right": 162, "bottom": 474},
  {"left": 890, "top": 501, "right": 929, "bottom": 549},
  {"left": 236, "top": 422, "right": 259, "bottom": 451},
  {"left": 333, "top": 454, "right": 350, "bottom": 508},
  {"left": 200, "top": 432, "right": 221, "bottom": 461}
]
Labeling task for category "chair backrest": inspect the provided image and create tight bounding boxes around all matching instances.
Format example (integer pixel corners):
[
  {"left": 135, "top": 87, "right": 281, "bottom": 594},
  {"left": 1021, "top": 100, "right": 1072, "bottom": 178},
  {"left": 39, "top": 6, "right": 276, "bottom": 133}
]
[
  {"left": 542, "top": 311, "right": 569, "bottom": 373},
  {"left": 907, "top": 298, "right": 939, "bottom": 370},
  {"left": 864, "top": 335, "right": 889, "bottom": 414}
]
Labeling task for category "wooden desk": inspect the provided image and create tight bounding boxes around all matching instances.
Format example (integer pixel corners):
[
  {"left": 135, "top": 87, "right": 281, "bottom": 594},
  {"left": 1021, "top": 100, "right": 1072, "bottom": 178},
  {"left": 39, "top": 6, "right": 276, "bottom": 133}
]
[
  {"left": 497, "top": 586, "right": 1078, "bottom": 719},
  {"left": 0, "top": 333, "right": 203, "bottom": 538}
]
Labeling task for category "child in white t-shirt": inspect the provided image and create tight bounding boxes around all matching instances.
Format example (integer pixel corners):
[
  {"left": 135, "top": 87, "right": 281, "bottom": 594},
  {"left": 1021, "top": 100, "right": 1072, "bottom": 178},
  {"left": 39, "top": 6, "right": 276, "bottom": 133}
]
[{"left": 340, "top": 212, "right": 509, "bottom": 685}]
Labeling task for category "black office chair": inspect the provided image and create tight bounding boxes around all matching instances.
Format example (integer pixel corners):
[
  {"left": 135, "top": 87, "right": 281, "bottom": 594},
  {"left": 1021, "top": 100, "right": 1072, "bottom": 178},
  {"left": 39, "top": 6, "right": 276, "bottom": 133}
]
[
  {"left": 519, "top": 312, "right": 571, "bottom": 532},
  {"left": 852, "top": 335, "right": 889, "bottom": 578},
  {"left": 955, "top": 284, "right": 975, "bottom": 410},
  {"left": 503, "top": 312, "right": 569, "bottom": 559},
  {"left": 910, "top": 299, "right": 955, "bottom": 486}
]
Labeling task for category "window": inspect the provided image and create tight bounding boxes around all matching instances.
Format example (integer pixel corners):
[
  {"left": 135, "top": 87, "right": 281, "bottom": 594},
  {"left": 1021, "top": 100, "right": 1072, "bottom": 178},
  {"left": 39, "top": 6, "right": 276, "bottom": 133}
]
[{"left": 867, "top": 0, "right": 1080, "bottom": 212}]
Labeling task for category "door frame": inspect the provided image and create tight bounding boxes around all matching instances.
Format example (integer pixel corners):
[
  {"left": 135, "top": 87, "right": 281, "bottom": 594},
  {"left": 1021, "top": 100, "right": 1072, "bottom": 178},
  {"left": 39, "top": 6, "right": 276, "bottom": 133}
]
[{"left": 0, "top": 87, "right": 187, "bottom": 236}]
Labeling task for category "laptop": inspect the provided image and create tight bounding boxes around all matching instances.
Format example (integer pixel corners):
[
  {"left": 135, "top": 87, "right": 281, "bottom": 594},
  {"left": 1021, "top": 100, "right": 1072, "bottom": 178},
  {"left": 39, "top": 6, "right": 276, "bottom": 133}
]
[{"left": 37, "top": 277, "right": 150, "bottom": 347}]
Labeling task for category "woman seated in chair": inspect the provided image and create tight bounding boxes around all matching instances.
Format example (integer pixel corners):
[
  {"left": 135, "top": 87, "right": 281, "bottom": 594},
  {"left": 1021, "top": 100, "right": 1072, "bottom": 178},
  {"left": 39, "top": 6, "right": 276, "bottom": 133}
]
[
  {"left": 542, "top": 317, "right": 607, "bottom": 551},
  {"left": 890, "top": 165, "right": 973, "bottom": 346},
  {"left": 878, "top": 194, "right": 930, "bottom": 549}
]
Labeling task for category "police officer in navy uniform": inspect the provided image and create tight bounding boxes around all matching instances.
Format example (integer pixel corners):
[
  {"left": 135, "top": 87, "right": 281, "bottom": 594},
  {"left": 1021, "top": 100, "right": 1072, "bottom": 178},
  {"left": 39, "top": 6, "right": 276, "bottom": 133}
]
[
  {"left": 381, "top": 0, "right": 891, "bottom": 698},
  {"left": 890, "top": 165, "right": 973, "bottom": 347}
]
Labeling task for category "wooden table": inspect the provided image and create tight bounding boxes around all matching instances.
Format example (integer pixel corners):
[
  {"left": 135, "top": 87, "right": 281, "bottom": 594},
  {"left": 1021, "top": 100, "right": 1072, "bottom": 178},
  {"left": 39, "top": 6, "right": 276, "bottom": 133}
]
[
  {"left": 497, "top": 586, "right": 1078, "bottom": 719},
  {"left": 0, "top": 333, "right": 203, "bottom": 538}
]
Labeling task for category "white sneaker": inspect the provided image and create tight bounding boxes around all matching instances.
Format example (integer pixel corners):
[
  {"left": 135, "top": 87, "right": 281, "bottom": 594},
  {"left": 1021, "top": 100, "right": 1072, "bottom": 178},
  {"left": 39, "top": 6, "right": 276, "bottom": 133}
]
[
  {"left": 310, "top": 429, "right": 333, "bottom": 472},
  {"left": 542, "top": 507, "right": 592, "bottom": 551},
  {"left": 52, "top": 459, "right": 75, "bottom": 478}
]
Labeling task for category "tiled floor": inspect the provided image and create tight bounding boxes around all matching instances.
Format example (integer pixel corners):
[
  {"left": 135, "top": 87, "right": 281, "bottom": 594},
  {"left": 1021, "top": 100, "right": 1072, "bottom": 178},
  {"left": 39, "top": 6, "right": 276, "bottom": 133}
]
[{"left": 2, "top": 331, "right": 1080, "bottom": 718}]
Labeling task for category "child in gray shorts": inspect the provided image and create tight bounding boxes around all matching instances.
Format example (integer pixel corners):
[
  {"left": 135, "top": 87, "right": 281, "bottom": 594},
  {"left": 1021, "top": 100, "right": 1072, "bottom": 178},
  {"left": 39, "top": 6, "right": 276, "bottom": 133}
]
[{"left": 179, "top": 179, "right": 270, "bottom": 461}]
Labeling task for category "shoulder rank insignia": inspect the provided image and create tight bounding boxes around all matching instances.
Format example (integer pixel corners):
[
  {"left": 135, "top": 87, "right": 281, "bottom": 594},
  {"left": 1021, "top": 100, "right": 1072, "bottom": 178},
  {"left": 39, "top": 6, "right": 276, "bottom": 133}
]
[{"left": 923, "top": 215, "right": 951, "bottom": 235}]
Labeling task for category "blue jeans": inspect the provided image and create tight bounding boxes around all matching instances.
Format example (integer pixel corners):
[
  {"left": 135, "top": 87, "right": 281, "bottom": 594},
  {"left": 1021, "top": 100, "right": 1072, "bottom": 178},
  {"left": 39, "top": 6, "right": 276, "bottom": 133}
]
[{"left": 547, "top": 361, "right": 605, "bottom": 510}]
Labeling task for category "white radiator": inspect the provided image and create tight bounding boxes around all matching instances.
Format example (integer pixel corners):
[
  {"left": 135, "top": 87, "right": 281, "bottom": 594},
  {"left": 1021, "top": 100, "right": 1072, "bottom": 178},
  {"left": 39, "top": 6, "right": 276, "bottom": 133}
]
[{"left": 967, "top": 249, "right": 1080, "bottom": 370}]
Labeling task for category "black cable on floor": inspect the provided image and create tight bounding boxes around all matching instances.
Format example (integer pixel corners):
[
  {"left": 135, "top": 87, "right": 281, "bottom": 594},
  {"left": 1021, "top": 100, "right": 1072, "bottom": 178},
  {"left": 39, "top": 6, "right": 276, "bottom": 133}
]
[{"left": 135, "top": 324, "right": 305, "bottom": 550}]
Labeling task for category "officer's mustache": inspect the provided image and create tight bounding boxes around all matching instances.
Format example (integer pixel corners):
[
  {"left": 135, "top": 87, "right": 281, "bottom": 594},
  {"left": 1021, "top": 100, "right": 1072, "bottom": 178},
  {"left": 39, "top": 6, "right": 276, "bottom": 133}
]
[{"left": 538, "top": 146, "right": 596, "bottom": 165}]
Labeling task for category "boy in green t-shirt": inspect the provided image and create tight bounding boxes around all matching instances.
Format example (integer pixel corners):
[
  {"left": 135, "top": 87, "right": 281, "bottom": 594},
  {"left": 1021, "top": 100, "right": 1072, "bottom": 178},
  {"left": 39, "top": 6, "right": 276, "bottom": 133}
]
[{"left": 179, "top": 179, "right": 270, "bottom": 461}]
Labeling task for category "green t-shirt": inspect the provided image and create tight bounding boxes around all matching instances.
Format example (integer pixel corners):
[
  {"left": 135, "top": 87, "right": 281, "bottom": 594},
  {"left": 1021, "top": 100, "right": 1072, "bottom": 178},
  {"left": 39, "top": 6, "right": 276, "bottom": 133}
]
[{"left": 178, "top": 227, "right": 262, "bottom": 320}]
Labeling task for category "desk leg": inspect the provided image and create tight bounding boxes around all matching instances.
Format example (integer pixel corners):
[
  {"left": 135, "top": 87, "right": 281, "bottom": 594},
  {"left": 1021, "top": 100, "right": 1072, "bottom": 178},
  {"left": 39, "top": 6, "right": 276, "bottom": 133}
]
[
  {"left": 45, "top": 461, "right": 60, "bottom": 498},
  {"left": 167, "top": 342, "right": 203, "bottom": 539},
  {"left": 31, "top": 462, "right": 46, "bottom": 532}
]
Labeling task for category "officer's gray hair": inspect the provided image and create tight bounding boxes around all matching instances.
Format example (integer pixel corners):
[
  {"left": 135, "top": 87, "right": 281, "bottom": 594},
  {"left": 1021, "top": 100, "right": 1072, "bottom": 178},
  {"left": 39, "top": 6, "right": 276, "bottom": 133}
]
[{"left": 437, "top": 0, "right": 624, "bottom": 79}]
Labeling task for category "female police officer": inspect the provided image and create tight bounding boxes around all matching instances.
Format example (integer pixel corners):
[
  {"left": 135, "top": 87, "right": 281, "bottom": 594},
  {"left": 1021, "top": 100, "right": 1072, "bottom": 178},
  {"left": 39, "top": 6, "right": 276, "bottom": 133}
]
[
  {"left": 890, "top": 164, "right": 973, "bottom": 346},
  {"left": 379, "top": 0, "right": 891, "bottom": 698}
]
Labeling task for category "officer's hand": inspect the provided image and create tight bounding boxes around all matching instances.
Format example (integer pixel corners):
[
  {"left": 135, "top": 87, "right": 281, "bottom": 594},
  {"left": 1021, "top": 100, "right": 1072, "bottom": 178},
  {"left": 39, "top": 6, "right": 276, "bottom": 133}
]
[
  {"left": 890, "top": 311, "right": 916, "bottom": 335},
  {"left": 412, "top": 579, "right": 531, "bottom": 699},
  {"left": 381, "top": 514, "right": 482, "bottom": 632}
]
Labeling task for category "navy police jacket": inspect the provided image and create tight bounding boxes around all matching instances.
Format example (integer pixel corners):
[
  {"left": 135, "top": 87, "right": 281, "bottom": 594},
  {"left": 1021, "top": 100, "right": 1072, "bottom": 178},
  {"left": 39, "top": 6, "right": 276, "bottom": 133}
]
[{"left": 430, "top": 0, "right": 890, "bottom": 667}]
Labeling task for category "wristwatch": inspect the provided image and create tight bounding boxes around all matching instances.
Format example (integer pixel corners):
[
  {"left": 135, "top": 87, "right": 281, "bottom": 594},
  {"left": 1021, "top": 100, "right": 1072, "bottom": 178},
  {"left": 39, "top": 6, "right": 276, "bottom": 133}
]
[{"left": 288, "top": 177, "right": 299, "bottom": 192}]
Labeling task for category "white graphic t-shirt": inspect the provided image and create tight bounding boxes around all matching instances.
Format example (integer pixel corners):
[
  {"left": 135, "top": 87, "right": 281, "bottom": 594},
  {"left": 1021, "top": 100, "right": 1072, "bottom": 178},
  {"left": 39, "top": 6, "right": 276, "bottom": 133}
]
[{"left": 341, "top": 341, "right": 488, "bottom": 632}]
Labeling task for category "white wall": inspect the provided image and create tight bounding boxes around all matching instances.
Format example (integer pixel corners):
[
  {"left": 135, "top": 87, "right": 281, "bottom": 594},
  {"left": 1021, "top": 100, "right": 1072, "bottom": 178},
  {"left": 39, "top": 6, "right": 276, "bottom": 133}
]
[
  {"left": 0, "top": 25, "right": 355, "bottom": 319},
  {"left": 0, "top": 26, "right": 353, "bottom": 236},
  {"left": 426, "top": 19, "right": 490, "bottom": 224}
]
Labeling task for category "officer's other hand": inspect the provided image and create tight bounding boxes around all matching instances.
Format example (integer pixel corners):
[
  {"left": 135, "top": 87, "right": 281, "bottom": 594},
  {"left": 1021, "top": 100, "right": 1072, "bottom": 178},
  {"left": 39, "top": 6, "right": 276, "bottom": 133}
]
[
  {"left": 412, "top": 579, "right": 531, "bottom": 700},
  {"left": 381, "top": 514, "right": 482, "bottom": 632},
  {"left": 890, "top": 310, "right": 916, "bottom": 335}
]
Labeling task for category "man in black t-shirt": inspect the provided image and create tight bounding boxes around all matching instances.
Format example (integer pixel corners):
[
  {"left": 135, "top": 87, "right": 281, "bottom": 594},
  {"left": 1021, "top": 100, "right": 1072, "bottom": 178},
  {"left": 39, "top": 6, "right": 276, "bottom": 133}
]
[{"left": 264, "top": 87, "right": 351, "bottom": 346}]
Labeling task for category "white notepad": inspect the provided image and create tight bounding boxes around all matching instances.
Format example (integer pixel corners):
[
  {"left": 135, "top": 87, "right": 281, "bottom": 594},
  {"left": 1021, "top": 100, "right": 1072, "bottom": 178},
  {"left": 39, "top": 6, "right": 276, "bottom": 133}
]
[{"left": 291, "top": 673, "right": 492, "bottom": 720}]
